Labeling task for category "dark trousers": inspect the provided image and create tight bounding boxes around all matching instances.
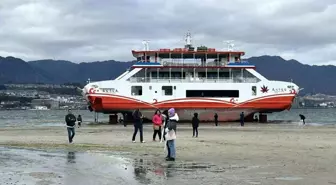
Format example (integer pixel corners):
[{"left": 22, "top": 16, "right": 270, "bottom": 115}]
[
  {"left": 132, "top": 125, "right": 143, "bottom": 142},
  {"left": 240, "top": 120, "right": 244, "bottom": 127},
  {"left": 215, "top": 120, "right": 218, "bottom": 126},
  {"left": 67, "top": 127, "right": 75, "bottom": 143},
  {"left": 302, "top": 119, "right": 305, "bottom": 125},
  {"left": 192, "top": 126, "right": 198, "bottom": 137},
  {"left": 153, "top": 127, "right": 162, "bottom": 140}
]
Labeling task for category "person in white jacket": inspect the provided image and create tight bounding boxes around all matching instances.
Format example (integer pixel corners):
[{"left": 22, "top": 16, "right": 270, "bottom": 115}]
[{"left": 165, "top": 108, "right": 179, "bottom": 161}]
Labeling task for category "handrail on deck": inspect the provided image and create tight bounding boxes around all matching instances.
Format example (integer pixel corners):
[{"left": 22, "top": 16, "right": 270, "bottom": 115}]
[{"left": 129, "top": 77, "right": 259, "bottom": 83}]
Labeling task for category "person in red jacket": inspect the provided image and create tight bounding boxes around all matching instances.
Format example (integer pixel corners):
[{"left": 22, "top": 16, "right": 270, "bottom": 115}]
[{"left": 152, "top": 109, "right": 163, "bottom": 141}]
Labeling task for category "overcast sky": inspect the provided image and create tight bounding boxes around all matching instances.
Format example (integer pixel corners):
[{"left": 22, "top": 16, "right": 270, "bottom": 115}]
[{"left": 0, "top": 0, "right": 335, "bottom": 65}]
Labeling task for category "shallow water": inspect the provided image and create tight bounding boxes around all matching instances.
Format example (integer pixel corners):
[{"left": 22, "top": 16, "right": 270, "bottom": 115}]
[
  {"left": 0, "top": 147, "right": 310, "bottom": 185},
  {"left": 0, "top": 108, "right": 335, "bottom": 127}
]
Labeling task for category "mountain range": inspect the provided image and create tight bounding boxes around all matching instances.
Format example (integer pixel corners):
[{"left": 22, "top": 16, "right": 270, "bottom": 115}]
[{"left": 0, "top": 55, "right": 335, "bottom": 95}]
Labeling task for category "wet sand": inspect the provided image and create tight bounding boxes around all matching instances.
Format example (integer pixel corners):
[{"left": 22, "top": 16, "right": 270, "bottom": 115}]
[{"left": 1, "top": 123, "right": 336, "bottom": 185}]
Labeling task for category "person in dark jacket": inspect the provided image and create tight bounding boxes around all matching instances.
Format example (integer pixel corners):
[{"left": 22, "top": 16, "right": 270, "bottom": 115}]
[
  {"left": 214, "top": 113, "right": 218, "bottom": 126},
  {"left": 162, "top": 110, "right": 169, "bottom": 141},
  {"left": 240, "top": 112, "right": 244, "bottom": 127},
  {"left": 65, "top": 109, "right": 77, "bottom": 143},
  {"left": 192, "top": 113, "right": 199, "bottom": 137},
  {"left": 132, "top": 109, "right": 145, "bottom": 143},
  {"left": 77, "top": 115, "right": 82, "bottom": 128},
  {"left": 299, "top": 114, "right": 305, "bottom": 125}
]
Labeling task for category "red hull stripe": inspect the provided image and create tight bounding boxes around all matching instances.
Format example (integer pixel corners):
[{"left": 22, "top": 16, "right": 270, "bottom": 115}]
[{"left": 86, "top": 93, "right": 295, "bottom": 111}]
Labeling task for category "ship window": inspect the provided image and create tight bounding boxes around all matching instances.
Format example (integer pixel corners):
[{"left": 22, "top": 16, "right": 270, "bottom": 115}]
[
  {"left": 162, "top": 86, "right": 173, "bottom": 96},
  {"left": 252, "top": 86, "right": 256, "bottom": 96},
  {"left": 174, "top": 86, "right": 176, "bottom": 90},
  {"left": 186, "top": 90, "right": 239, "bottom": 98},
  {"left": 131, "top": 86, "right": 142, "bottom": 96}
]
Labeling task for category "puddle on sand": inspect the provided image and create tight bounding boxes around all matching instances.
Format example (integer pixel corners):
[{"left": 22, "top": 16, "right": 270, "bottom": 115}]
[
  {"left": 0, "top": 147, "right": 144, "bottom": 185},
  {"left": 0, "top": 147, "right": 305, "bottom": 185},
  {"left": 275, "top": 176, "right": 303, "bottom": 181}
]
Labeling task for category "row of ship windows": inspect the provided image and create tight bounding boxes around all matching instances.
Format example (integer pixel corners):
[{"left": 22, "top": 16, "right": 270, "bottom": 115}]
[{"left": 131, "top": 86, "right": 258, "bottom": 97}]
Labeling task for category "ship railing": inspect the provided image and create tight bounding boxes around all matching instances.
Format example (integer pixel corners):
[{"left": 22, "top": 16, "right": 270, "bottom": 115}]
[
  {"left": 161, "top": 60, "right": 227, "bottom": 67},
  {"left": 129, "top": 77, "right": 259, "bottom": 83}
]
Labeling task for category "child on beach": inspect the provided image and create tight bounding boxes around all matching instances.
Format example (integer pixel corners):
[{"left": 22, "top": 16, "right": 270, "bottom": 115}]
[
  {"left": 152, "top": 109, "right": 162, "bottom": 141},
  {"left": 77, "top": 115, "right": 82, "bottom": 128},
  {"left": 165, "top": 108, "right": 179, "bottom": 161},
  {"left": 192, "top": 113, "right": 199, "bottom": 137}
]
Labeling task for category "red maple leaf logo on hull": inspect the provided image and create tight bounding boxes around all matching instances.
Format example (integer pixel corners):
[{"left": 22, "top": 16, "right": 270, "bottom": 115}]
[{"left": 261, "top": 85, "right": 269, "bottom": 93}]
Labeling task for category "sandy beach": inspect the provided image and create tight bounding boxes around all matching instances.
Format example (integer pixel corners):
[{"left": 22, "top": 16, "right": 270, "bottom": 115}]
[{"left": 1, "top": 123, "right": 336, "bottom": 185}]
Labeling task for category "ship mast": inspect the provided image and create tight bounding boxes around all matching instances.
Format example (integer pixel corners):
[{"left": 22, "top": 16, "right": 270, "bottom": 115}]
[
  {"left": 224, "top": 40, "right": 235, "bottom": 51},
  {"left": 142, "top": 40, "right": 150, "bottom": 51},
  {"left": 184, "top": 32, "right": 192, "bottom": 49}
]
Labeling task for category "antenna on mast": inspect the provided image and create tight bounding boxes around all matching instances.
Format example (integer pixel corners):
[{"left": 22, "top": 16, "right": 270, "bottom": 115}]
[
  {"left": 185, "top": 32, "right": 192, "bottom": 45},
  {"left": 184, "top": 31, "right": 193, "bottom": 49},
  {"left": 224, "top": 40, "right": 235, "bottom": 51},
  {"left": 142, "top": 40, "right": 150, "bottom": 51}
]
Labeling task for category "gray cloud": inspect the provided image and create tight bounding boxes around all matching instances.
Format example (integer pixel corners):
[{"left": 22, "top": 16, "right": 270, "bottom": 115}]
[{"left": 0, "top": 0, "right": 336, "bottom": 64}]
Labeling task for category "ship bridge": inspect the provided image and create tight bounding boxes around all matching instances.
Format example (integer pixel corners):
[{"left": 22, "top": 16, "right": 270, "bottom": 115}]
[
  {"left": 131, "top": 33, "right": 251, "bottom": 69},
  {"left": 128, "top": 33, "right": 261, "bottom": 84}
]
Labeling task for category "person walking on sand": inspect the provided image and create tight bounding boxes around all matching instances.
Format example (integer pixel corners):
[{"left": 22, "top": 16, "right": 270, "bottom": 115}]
[
  {"left": 214, "top": 113, "right": 218, "bottom": 126},
  {"left": 192, "top": 113, "right": 199, "bottom": 137},
  {"left": 152, "top": 109, "right": 163, "bottom": 141},
  {"left": 65, "top": 109, "right": 77, "bottom": 143},
  {"left": 132, "top": 109, "right": 145, "bottom": 143},
  {"left": 77, "top": 115, "right": 82, "bottom": 128},
  {"left": 165, "top": 108, "right": 179, "bottom": 161},
  {"left": 240, "top": 112, "right": 244, "bottom": 127}
]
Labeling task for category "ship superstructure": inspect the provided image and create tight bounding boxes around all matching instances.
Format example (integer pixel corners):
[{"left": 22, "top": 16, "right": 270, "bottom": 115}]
[{"left": 82, "top": 33, "right": 299, "bottom": 122}]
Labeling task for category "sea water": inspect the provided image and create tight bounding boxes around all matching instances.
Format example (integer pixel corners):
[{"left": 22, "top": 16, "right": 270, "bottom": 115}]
[{"left": 0, "top": 109, "right": 335, "bottom": 127}]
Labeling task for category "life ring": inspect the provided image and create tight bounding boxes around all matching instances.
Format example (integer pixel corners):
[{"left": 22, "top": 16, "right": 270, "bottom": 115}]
[
  {"left": 230, "top": 98, "right": 236, "bottom": 103},
  {"left": 153, "top": 99, "right": 158, "bottom": 103}
]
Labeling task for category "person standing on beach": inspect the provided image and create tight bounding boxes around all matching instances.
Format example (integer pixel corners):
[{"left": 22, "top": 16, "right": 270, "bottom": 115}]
[
  {"left": 192, "top": 113, "right": 199, "bottom": 137},
  {"left": 214, "top": 113, "right": 218, "bottom": 126},
  {"left": 162, "top": 110, "right": 169, "bottom": 142},
  {"left": 65, "top": 109, "right": 77, "bottom": 143},
  {"left": 152, "top": 109, "right": 162, "bottom": 141},
  {"left": 77, "top": 115, "right": 82, "bottom": 128},
  {"left": 240, "top": 112, "right": 244, "bottom": 127},
  {"left": 165, "top": 108, "right": 179, "bottom": 161},
  {"left": 132, "top": 109, "right": 145, "bottom": 143}
]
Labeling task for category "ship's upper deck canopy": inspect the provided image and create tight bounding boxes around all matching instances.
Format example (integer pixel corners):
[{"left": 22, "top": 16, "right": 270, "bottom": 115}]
[
  {"left": 131, "top": 33, "right": 252, "bottom": 68},
  {"left": 132, "top": 49, "right": 244, "bottom": 59},
  {"left": 133, "top": 33, "right": 243, "bottom": 57}
]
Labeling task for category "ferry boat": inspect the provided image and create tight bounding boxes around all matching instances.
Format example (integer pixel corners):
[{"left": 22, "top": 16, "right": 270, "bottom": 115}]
[{"left": 82, "top": 33, "right": 300, "bottom": 122}]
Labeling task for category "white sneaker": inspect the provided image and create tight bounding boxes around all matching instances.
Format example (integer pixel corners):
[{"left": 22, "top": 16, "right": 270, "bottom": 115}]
[
  {"left": 141, "top": 141, "right": 146, "bottom": 143},
  {"left": 132, "top": 141, "right": 136, "bottom": 143}
]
